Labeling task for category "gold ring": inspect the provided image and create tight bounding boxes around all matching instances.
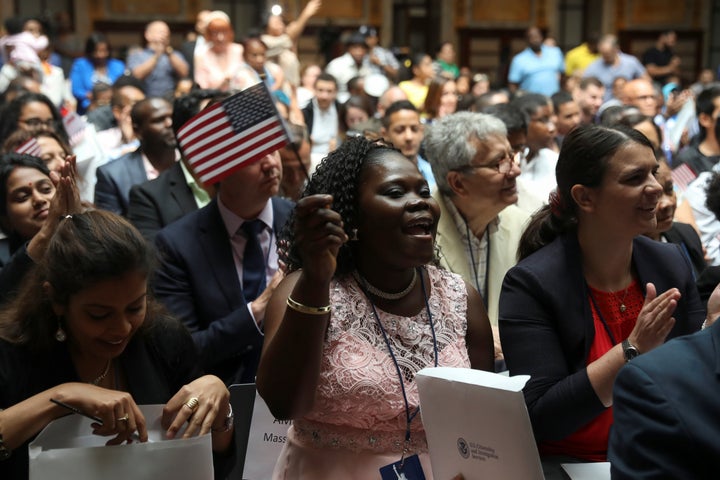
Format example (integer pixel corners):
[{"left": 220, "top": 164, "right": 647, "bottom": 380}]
[
  {"left": 117, "top": 414, "right": 129, "bottom": 422},
  {"left": 184, "top": 397, "right": 199, "bottom": 412}
]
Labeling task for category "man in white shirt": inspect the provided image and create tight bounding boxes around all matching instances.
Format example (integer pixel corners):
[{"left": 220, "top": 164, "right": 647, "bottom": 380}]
[
  {"left": 301, "top": 72, "right": 340, "bottom": 171},
  {"left": 324, "top": 33, "right": 372, "bottom": 103}
]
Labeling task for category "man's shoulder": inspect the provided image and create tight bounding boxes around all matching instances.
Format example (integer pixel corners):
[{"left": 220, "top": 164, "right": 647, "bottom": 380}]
[{"left": 98, "top": 149, "right": 141, "bottom": 174}]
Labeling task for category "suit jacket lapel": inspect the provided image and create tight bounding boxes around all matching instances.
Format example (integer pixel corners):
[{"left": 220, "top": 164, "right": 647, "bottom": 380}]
[
  {"left": 197, "top": 200, "right": 244, "bottom": 308},
  {"left": 167, "top": 162, "right": 198, "bottom": 214}
]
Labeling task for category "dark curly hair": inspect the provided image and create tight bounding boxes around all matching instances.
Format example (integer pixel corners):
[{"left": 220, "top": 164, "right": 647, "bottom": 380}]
[{"left": 279, "top": 136, "right": 398, "bottom": 275}]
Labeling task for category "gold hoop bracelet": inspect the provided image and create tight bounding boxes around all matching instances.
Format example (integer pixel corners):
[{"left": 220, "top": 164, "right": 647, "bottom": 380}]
[{"left": 286, "top": 296, "right": 331, "bottom": 315}]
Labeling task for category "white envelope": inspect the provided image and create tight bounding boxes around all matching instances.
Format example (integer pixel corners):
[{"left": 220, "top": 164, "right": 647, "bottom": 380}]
[
  {"left": 29, "top": 404, "right": 214, "bottom": 480},
  {"left": 416, "top": 367, "right": 544, "bottom": 480}
]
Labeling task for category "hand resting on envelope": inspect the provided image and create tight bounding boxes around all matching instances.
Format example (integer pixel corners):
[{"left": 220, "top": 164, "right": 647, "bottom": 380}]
[{"left": 162, "top": 375, "right": 233, "bottom": 450}]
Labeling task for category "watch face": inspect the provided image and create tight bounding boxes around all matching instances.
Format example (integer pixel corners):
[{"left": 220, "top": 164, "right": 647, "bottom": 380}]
[{"left": 624, "top": 347, "right": 639, "bottom": 361}]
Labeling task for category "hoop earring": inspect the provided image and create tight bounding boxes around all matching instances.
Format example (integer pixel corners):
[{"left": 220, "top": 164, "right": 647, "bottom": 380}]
[{"left": 55, "top": 318, "right": 67, "bottom": 342}]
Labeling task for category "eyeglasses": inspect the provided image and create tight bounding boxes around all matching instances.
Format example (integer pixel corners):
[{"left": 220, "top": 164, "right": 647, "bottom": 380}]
[
  {"left": 19, "top": 117, "right": 55, "bottom": 129},
  {"left": 453, "top": 150, "right": 520, "bottom": 175}
]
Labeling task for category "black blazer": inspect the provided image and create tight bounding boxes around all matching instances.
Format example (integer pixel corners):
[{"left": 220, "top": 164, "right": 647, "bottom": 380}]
[
  {"left": 662, "top": 221, "right": 707, "bottom": 278},
  {"left": 609, "top": 321, "right": 720, "bottom": 478},
  {"left": 128, "top": 161, "right": 199, "bottom": 242},
  {"left": 499, "top": 234, "right": 704, "bottom": 442},
  {"left": 94, "top": 149, "right": 148, "bottom": 216},
  {"left": 152, "top": 197, "right": 293, "bottom": 385},
  {"left": 301, "top": 99, "right": 341, "bottom": 138}
]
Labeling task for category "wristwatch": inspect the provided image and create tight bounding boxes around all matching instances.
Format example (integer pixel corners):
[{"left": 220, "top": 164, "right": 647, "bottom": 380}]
[
  {"left": 622, "top": 338, "right": 640, "bottom": 362},
  {"left": 211, "top": 403, "right": 234, "bottom": 433}
]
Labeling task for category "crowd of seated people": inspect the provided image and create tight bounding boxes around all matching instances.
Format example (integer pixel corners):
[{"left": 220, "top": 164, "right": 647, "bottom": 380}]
[{"left": 1, "top": 7, "right": 720, "bottom": 479}]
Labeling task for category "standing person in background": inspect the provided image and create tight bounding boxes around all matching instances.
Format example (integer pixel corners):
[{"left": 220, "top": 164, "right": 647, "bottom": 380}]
[
  {"left": 583, "top": 34, "right": 647, "bottom": 102},
  {"left": 508, "top": 27, "right": 565, "bottom": 97},
  {"left": 361, "top": 26, "right": 399, "bottom": 81},
  {"left": 127, "top": 21, "right": 189, "bottom": 99},
  {"left": 302, "top": 72, "right": 340, "bottom": 171},
  {"left": 499, "top": 125, "right": 703, "bottom": 474},
  {"left": 70, "top": 32, "right": 125, "bottom": 114},
  {"left": 433, "top": 41, "right": 460, "bottom": 80},
  {"left": 262, "top": 0, "right": 322, "bottom": 89},
  {"left": 324, "top": 33, "right": 371, "bottom": 103},
  {"left": 193, "top": 11, "right": 243, "bottom": 91},
  {"left": 642, "top": 30, "right": 681, "bottom": 87},
  {"left": 565, "top": 34, "right": 600, "bottom": 78},
  {"left": 257, "top": 136, "right": 493, "bottom": 478},
  {"left": 179, "top": 10, "right": 210, "bottom": 79}
]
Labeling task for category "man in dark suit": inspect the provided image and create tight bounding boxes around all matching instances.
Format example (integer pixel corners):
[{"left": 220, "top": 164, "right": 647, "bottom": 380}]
[
  {"left": 94, "top": 97, "right": 177, "bottom": 216},
  {"left": 127, "top": 90, "right": 220, "bottom": 241},
  {"left": 153, "top": 150, "right": 292, "bottom": 385},
  {"left": 609, "top": 313, "right": 720, "bottom": 478}
]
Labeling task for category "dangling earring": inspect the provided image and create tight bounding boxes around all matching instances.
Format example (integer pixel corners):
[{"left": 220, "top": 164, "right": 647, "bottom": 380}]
[
  {"left": 350, "top": 228, "right": 359, "bottom": 241},
  {"left": 55, "top": 318, "right": 67, "bottom": 342}
]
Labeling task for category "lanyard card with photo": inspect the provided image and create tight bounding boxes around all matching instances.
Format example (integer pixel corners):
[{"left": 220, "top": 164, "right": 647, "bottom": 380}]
[{"left": 379, "top": 454, "right": 426, "bottom": 480}]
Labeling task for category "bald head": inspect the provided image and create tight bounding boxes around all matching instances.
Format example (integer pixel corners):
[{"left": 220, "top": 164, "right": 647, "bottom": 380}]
[
  {"left": 378, "top": 86, "right": 408, "bottom": 117},
  {"left": 623, "top": 78, "right": 657, "bottom": 116}
]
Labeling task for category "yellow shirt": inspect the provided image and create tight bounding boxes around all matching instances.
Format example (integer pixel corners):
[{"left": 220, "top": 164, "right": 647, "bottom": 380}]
[
  {"left": 565, "top": 43, "right": 600, "bottom": 77},
  {"left": 398, "top": 80, "right": 429, "bottom": 110}
]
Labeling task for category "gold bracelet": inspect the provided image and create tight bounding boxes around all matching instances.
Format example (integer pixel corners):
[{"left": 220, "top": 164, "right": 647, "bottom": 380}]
[{"left": 286, "top": 296, "right": 331, "bottom": 315}]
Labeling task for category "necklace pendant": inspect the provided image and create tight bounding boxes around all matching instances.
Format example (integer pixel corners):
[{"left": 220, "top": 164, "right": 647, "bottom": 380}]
[{"left": 619, "top": 304, "right": 626, "bottom": 313}]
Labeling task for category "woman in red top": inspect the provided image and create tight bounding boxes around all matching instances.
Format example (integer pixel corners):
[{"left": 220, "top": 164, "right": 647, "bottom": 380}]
[{"left": 499, "top": 125, "right": 704, "bottom": 471}]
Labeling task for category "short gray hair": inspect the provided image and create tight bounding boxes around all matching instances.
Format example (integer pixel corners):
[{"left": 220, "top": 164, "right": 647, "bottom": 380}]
[{"left": 424, "top": 112, "right": 507, "bottom": 196}]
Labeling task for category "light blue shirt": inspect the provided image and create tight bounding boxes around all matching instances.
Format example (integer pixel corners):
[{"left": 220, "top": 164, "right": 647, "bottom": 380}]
[
  {"left": 417, "top": 154, "right": 437, "bottom": 192},
  {"left": 508, "top": 45, "right": 564, "bottom": 96}
]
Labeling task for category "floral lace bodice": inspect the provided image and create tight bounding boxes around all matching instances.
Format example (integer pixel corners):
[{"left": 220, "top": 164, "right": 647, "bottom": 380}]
[{"left": 292, "top": 265, "right": 471, "bottom": 453}]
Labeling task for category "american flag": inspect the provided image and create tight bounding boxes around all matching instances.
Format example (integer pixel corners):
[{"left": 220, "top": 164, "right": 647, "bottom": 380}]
[
  {"left": 62, "top": 111, "right": 87, "bottom": 147},
  {"left": 15, "top": 137, "right": 42, "bottom": 157},
  {"left": 671, "top": 163, "right": 697, "bottom": 193},
  {"left": 176, "top": 83, "right": 290, "bottom": 185}
]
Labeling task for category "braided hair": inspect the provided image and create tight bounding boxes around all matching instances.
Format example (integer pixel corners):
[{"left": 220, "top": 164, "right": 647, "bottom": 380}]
[{"left": 279, "top": 136, "right": 398, "bottom": 275}]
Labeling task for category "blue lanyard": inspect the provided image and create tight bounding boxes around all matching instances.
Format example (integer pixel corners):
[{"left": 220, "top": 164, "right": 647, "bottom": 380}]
[{"left": 357, "top": 266, "right": 439, "bottom": 449}]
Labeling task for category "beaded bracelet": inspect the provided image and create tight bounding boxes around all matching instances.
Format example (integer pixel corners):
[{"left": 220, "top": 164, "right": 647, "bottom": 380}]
[{"left": 286, "top": 296, "right": 331, "bottom": 315}]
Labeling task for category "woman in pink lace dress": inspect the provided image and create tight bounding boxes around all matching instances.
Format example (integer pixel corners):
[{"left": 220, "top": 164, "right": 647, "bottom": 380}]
[{"left": 257, "top": 136, "right": 494, "bottom": 479}]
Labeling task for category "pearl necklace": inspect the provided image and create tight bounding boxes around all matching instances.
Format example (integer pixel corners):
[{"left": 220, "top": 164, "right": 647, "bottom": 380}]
[
  {"left": 91, "top": 360, "right": 112, "bottom": 386},
  {"left": 353, "top": 268, "right": 418, "bottom": 300}
]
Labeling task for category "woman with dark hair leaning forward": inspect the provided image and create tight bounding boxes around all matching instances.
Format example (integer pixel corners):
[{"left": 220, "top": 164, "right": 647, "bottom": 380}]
[
  {"left": 0, "top": 210, "right": 234, "bottom": 479},
  {"left": 257, "top": 136, "right": 493, "bottom": 478},
  {"left": 499, "top": 125, "right": 704, "bottom": 473}
]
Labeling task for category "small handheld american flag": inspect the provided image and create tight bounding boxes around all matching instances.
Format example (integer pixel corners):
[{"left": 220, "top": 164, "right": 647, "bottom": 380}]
[
  {"left": 176, "top": 82, "right": 290, "bottom": 185},
  {"left": 15, "top": 137, "right": 42, "bottom": 157}
]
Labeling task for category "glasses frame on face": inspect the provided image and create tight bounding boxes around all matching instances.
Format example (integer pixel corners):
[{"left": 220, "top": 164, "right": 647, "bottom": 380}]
[
  {"left": 19, "top": 117, "right": 55, "bottom": 129},
  {"left": 452, "top": 149, "right": 523, "bottom": 175}
]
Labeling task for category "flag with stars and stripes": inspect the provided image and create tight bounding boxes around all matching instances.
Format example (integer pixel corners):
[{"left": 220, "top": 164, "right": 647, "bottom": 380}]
[
  {"left": 15, "top": 137, "right": 42, "bottom": 157},
  {"left": 176, "top": 83, "right": 290, "bottom": 185}
]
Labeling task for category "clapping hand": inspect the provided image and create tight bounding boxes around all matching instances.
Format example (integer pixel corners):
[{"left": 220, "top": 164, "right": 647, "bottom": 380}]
[{"left": 627, "top": 283, "right": 680, "bottom": 353}]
